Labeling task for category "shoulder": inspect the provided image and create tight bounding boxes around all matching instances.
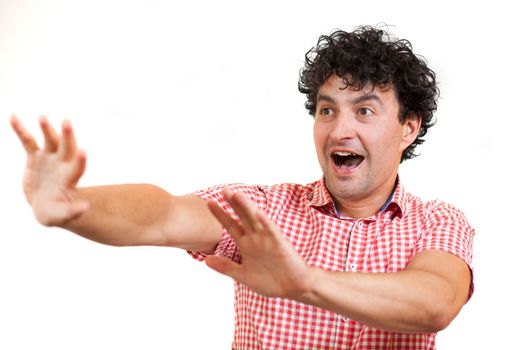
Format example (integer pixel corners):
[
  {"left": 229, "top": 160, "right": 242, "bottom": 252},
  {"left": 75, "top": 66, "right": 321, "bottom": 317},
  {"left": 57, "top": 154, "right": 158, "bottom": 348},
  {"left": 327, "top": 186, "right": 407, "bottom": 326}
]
[
  {"left": 256, "top": 182, "right": 314, "bottom": 198},
  {"left": 252, "top": 182, "right": 314, "bottom": 208},
  {"left": 406, "top": 193, "right": 476, "bottom": 291},
  {"left": 400, "top": 188, "right": 472, "bottom": 227},
  {"left": 422, "top": 198, "right": 473, "bottom": 228},
  {"left": 195, "top": 181, "right": 315, "bottom": 211},
  {"left": 397, "top": 188, "right": 476, "bottom": 252}
]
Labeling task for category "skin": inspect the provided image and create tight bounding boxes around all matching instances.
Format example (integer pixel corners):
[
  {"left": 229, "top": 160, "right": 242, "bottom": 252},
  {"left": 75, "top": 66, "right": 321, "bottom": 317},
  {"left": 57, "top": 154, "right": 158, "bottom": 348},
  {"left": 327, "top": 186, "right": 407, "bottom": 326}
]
[
  {"left": 10, "top": 75, "right": 471, "bottom": 333},
  {"left": 314, "top": 75, "right": 419, "bottom": 218}
]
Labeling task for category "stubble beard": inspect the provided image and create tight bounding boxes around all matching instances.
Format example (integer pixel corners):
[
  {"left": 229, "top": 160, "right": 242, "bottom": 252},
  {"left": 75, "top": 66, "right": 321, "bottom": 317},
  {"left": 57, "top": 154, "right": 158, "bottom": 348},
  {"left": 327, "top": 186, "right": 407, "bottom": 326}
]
[{"left": 324, "top": 162, "right": 375, "bottom": 203}]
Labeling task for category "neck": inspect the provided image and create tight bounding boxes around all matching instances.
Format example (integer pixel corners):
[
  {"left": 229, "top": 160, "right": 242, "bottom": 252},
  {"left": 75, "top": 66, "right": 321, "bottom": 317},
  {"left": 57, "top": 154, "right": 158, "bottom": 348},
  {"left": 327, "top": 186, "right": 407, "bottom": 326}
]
[{"left": 332, "top": 175, "right": 397, "bottom": 219}]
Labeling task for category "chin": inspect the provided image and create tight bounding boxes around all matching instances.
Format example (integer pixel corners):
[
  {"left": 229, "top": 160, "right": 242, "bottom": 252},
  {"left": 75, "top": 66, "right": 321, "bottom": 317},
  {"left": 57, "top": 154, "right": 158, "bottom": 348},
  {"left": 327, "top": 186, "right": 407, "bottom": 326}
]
[{"left": 326, "top": 175, "right": 371, "bottom": 201}]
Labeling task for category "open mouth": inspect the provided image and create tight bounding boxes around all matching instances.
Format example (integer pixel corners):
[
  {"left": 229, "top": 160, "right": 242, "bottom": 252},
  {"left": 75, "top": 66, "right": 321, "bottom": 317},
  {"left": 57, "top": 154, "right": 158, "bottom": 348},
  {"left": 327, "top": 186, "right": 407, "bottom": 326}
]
[{"left": 331, "top": 151, "right": 364, "bottom": 170}]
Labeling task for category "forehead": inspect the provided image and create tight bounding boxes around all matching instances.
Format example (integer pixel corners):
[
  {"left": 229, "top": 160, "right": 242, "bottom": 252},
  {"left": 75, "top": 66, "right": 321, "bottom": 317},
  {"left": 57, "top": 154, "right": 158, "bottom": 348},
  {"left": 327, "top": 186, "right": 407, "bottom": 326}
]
[{"left": 317, "top": 75, "right": 399, "bottom": 106}]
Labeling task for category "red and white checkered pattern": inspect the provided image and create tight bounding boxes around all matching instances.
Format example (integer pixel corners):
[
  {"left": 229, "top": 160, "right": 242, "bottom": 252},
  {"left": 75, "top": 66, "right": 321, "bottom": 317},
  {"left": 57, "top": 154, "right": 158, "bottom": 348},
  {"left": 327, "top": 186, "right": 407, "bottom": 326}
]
[{"left": 189, "top": 178, "right": 475, "bottom": 350}]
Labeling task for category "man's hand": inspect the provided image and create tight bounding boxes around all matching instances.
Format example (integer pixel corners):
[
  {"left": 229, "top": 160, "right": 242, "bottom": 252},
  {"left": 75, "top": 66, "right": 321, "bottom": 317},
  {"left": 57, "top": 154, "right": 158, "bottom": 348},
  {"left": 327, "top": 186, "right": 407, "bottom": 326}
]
[
  {"left": 10, "top": 116, "right": 89, "bottom": 226},
  {"left": 205, "top": 188, "right": 315, "bottom": 299}
]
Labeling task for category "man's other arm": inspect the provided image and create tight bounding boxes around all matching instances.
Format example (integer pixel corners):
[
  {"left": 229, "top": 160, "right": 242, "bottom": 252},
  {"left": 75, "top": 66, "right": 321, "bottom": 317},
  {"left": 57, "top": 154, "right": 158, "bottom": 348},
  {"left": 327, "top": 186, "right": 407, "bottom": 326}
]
[
  {"left": 205, "top": 189, "right": 471, "bottom": 334},
  {"left": 300, "top": 250, "right": 471, "bottom": 333}
]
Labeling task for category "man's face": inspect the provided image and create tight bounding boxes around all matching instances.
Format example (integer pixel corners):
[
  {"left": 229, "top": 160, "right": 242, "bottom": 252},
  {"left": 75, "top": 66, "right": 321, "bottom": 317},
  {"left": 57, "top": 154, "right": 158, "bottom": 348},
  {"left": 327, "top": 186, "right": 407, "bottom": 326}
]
[{"left": 313, "top": 75, "right": 419, "bottom": 206}]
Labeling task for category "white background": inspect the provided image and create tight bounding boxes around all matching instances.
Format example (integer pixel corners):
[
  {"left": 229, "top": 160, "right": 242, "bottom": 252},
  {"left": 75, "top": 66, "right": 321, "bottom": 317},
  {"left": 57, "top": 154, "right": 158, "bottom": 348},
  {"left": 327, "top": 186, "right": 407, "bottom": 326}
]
[{"left": 0, "top": 0, "right": 523, "bottom": 348}]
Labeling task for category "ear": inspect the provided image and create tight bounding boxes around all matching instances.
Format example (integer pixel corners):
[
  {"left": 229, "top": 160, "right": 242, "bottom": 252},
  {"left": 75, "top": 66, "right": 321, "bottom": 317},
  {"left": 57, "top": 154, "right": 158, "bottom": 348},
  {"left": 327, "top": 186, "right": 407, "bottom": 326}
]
[{"left": 399, "top": 114, "right": 422, "bottom": 153}]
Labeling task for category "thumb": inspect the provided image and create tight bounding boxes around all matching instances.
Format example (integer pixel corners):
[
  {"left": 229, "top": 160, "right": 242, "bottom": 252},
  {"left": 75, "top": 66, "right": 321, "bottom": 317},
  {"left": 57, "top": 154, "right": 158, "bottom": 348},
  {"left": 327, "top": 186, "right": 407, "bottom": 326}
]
[
  {"left": 205, "top": 255, "right": 243, "bottom": 282},
  {"left": 66, "top": 200, "right": 90, "bottom": 219},
  {"left": 55, "top": 200, "right": 90, "bottom": 226}
]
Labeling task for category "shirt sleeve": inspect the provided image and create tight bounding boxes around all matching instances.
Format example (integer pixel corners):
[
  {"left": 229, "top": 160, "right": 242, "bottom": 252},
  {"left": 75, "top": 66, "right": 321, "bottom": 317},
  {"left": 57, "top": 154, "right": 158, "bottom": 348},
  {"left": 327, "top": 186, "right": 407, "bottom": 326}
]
[
  {"left": 186, "top": 183, "right": 268, "bottom": 263},
  {"left": 414, "top": 200, "right": 476, "bottom": 299}
]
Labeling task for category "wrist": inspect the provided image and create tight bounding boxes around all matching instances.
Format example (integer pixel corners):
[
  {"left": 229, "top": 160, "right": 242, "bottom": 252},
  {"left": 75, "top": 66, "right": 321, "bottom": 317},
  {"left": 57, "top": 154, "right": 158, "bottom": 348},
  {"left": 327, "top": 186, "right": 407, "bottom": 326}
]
[{"left": 293, "top": 266, "right": 322, "bottom": 304}]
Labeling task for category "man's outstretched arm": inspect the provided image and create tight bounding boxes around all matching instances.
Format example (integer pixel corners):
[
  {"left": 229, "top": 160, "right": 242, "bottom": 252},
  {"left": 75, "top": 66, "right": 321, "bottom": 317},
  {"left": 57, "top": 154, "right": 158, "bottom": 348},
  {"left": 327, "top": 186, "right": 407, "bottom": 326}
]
[
  {"left": 10, "top": 116, "right": 221, "bottom": 252},
  {"left": 205, "top": 188, "right": 471, "bottom": 333}
]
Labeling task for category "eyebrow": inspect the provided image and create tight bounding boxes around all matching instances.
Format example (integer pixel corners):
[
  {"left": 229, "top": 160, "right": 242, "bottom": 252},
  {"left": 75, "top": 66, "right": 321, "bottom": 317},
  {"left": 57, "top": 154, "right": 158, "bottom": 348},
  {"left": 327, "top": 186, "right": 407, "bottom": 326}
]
[
  {"left": 351, "top": 93, "right": 382, "bottom": 105},
  {"left": 317, "top": 94, "right": 336, "bottom": 104},
  {"left": 317, "top": 93, "right": 382, "bottom": 106}
]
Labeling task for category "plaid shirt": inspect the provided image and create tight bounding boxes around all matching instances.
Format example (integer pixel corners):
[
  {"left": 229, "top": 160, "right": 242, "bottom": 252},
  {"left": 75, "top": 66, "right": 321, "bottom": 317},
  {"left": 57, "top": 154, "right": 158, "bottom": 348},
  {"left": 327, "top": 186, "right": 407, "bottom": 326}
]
[{"left": 189, "top": 178, "right": 475, "bottom": 350}]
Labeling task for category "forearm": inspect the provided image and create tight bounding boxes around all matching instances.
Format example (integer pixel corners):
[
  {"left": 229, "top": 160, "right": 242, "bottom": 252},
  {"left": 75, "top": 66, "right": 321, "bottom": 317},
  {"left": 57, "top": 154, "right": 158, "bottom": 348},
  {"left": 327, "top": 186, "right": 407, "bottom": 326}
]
[
  {"left": 61, "top": 184, "right": 173, "bottom": 246},
  {"left": 297, "top": 268, "right": 460, "bottom": 333}
]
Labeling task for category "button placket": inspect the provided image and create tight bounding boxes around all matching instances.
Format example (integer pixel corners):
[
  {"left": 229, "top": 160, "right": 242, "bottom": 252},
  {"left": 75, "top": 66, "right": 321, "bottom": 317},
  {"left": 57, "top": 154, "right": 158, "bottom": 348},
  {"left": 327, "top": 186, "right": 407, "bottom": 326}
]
[{"left": 346, "top": 220, "right": 363, "bottom": 272}]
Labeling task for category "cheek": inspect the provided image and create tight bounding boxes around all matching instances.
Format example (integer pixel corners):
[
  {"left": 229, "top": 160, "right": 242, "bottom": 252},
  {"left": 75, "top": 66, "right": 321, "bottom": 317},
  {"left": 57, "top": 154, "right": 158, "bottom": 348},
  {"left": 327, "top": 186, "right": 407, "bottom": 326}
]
[
  {"left": 313, "top": 122, "right": 325, "bottom": 151},
  {"left": 365, "top": 127, "right": 402, "bottom": 159}
]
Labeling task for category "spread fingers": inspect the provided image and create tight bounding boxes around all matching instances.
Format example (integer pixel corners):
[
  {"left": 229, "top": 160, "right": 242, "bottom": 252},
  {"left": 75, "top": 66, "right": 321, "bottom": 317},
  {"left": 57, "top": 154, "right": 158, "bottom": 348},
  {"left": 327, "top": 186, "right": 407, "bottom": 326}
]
[
  {"left": 39, "top": 116, "right": 59, "bottom": 153},
  {"left": 10, "top": 115, "right": 39, "bottom": 153},
  {"left": 58, "top": 120, "right": 78, "bottom": 161}
]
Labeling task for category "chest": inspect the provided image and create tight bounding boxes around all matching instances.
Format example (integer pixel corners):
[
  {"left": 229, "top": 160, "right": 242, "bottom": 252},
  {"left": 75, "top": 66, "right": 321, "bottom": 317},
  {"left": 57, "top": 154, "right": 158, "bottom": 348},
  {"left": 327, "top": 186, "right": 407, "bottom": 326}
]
[{"left": 273, "top": 206, "right": 423, "bottom": 273}]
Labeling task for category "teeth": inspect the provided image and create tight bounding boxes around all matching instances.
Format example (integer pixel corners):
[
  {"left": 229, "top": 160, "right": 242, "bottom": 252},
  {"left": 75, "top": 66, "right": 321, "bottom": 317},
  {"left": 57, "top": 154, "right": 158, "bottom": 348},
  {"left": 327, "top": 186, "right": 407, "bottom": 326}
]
[{"left": 334, "top": 151, "right": 357, "bottom": 156}]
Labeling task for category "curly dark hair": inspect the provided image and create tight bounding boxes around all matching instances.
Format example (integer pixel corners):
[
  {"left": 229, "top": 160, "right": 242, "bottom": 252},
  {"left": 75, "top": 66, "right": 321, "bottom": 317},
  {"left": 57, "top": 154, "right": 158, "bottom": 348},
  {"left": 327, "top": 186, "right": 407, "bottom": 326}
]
[{"left": 298, "top": 25, "right": 439, "bottom": 162}]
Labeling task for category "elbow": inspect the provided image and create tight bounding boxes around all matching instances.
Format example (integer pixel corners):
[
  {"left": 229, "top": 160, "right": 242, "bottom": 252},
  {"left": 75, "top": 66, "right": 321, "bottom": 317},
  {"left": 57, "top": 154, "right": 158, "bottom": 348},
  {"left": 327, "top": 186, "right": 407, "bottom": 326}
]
[
  {"left": 412, "top": 270, "right": 468, "bottom": 333},
  {"left": 423, "top": 300, "right": 460, "bottom": 333},
  {"left": 427, "top": 312, "right": 453, "bottom": 333}
]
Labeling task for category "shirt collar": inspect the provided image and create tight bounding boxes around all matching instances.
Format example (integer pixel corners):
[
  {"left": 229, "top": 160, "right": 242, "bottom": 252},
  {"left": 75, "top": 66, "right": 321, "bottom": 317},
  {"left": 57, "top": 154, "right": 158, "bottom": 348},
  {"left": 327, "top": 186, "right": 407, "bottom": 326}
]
[
  {"left": 309, "top": 176, "right": 408, "bottom": 219},
  {"left": 309, "top": 177, "right": 334, "bottom": 207}
]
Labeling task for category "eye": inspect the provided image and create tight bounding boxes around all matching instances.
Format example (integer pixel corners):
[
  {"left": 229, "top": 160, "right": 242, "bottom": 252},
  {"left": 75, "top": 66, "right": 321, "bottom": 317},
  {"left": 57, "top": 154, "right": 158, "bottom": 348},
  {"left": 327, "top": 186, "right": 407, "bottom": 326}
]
[
  {"left": 318, "top": 107, "right": 333, "bottom": 116},
  {"left": 358, "top": 107, "right": 373, "bottom": 117}
]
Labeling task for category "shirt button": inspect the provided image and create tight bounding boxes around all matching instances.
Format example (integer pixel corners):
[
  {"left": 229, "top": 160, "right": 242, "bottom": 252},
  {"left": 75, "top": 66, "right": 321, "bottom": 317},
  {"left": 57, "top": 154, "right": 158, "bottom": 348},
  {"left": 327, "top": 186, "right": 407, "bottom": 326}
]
[{"left": 350, "top": 264, "right": 356, "bottom": 270}]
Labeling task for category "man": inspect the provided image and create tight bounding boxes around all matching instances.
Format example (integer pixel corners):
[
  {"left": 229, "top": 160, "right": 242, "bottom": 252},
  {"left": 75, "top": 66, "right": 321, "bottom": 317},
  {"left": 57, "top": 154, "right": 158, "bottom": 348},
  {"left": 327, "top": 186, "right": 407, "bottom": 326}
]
[{"left": 11, "top": 26, "right": 474, "bottom": 349}]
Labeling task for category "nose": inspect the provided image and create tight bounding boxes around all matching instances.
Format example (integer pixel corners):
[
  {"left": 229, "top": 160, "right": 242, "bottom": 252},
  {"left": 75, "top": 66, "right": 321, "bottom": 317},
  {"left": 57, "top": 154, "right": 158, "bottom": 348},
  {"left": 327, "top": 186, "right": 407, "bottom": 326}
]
[{"left": 329, "top": 112, "right": 358, "bottom": 142}]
